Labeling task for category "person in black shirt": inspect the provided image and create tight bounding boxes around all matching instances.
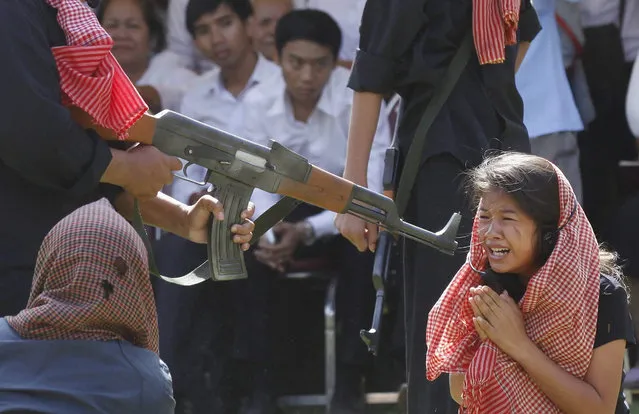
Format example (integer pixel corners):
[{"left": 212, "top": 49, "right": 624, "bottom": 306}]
[
  {"left": 334, "top": 0, "right": 541, "bottom": 412},
  {"left": 429, "top": 153, "right": 633, "bottom": 413},
  {"left": 0, "top": 0, "right": 255, "bottom": 317}
]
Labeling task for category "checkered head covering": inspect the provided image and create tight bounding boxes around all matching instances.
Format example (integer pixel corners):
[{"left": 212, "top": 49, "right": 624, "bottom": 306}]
[
  {"left": 425, "top": 160, "right": 600, "bottom": 412},
  {"left": 46, "top": 0, "right": 148, "bottom": 139},
  {"left": 6, "top": 199, "right": 159, "bottom": 353}
]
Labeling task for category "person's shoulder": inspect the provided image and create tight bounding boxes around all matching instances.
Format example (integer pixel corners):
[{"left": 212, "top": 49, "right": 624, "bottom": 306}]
[
  {"left": 599, "top": 274, "right": 628, "bottom": 299},
  {"left": 595, "top": 274, "right": 634, "bottom": 348}
]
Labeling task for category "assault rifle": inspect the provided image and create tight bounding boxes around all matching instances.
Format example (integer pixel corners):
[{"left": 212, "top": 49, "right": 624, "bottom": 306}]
[{"left": 71, "top": 108, "right": 461, "bottom": 283}]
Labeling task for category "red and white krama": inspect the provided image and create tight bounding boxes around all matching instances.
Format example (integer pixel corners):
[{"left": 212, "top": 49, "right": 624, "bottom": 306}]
[{"left": 426, "top": 165, "right": 600, "bottom": 413}]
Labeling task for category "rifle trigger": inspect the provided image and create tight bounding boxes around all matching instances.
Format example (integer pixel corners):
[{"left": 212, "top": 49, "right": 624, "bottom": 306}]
[{"left": 173, "top": 161, "right": 208, "bottom": 186}]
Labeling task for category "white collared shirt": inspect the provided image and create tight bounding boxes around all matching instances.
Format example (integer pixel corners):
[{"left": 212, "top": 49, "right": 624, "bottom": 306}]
[
  {"left": 167, "top": 54, "right": 281, "bottom": 205},
  {"left": 241, "top": 66, "right": 391, "bottom": 238}
]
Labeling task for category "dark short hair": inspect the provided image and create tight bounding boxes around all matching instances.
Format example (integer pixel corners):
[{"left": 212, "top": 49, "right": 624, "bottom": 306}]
[
  {"left": 186, "top": 0, "right": 253, "bottom": 37},
  {"left": 275, "top": 9, "right": 341, "bottom": 60},
  {"left": 97, "top": 0, "right": 166, "bottom": 53}
]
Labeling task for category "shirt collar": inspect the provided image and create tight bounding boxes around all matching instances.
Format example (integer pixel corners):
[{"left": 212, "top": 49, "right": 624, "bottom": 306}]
[
  {"left": 207, "top": 53, "right": 275, "bottom": 95},
  {"left": 266, "top": 69, "right": 342, "bottom": 119}
]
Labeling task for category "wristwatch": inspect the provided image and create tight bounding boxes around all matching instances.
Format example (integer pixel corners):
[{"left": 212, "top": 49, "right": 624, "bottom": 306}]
[{"left": 298, "top": 220, "right": 317, "bottom": 246}]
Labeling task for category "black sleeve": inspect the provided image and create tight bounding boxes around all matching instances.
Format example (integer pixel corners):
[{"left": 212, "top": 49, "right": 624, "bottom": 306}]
[
  {"left": 594, "top": 275, "right": 635, "bottom": 349},
  {"left": 0, "top": 0, "right": 114, "bottom": 198},
  {"left": 518, "top": 0, "right": 541, "bottom": 43},
  {"left": 347, "top": 0, "right": 427, "bottom": 94}
]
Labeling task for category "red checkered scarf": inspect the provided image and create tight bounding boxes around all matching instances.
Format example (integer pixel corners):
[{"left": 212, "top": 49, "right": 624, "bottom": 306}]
[
  {"left": 46, "top": 0, "right": 148, "bottom": 139},
  {"left": 6, "top": 198, "right": 159, "bottom": 354},
  {"left": 473, "top": 0, "right": 520, "bottom": 64},
  {"left": 425, "top": 166, "right": 600, "bottom": 412}
]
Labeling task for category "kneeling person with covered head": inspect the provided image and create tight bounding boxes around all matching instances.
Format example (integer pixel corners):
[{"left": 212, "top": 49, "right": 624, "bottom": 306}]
[
  {"left": 427, "top": 153, "right": 634, "bottom": 413},
  {"left": 0, "top": 198, "right": 174, "bottom": 413}
]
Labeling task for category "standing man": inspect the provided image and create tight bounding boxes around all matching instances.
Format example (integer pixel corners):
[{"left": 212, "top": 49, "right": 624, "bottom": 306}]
[
  {"left": 0, "top": 0, "right": 255, "bottom": 317},
  {"left": 334, "top": 0, "right": 541, "bottom": 412}
]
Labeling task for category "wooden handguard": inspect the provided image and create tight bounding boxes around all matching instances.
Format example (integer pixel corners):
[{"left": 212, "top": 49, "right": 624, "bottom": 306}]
[{"left": 277, "top": 167, "right": 353, "bottom": 213}]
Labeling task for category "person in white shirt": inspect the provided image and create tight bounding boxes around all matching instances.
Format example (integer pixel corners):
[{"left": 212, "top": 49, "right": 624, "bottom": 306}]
[
  {"left": 163, "top": 0, "right": 216, "bottom": 74},
  {"left": 150, "top": 1, "right": 280, "bottom": 412},
  {"left": 162, "top": 0, "right": 365, "bottom": 74},
  {"left": 240, "top": 10, "right": 390, "bottom": 413},
  {"left": 170, "top": 0, "right": 281, "bottom": 205},
  {"left": 250, "top": 0, "right": 294, "bottom": 62},
  {"left": 97, "top": 0, "right": 198, "bottom": 112}
]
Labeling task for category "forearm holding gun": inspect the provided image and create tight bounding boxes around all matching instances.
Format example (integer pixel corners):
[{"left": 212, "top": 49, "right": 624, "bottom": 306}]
[{"left": 71, "top": 107, "right": 461, "bottom": 284}]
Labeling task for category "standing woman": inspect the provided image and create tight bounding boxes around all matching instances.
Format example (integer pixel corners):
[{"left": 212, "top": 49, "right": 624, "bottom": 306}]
[
  {"left": 333, "top": 0, "right": 542, "bottom": 412},
  {"left": 427, "top": 153, "right": 634, "bottom": 413}
]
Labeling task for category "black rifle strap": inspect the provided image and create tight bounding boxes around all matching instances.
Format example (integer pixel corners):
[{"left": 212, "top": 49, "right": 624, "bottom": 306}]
[{"left": 394, "top": 32, "right": 474, "bottom": 215}]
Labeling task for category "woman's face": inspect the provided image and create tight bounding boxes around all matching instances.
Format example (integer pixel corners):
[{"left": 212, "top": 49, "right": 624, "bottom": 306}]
[
  {"left": 102, "top": 0, "right": 151, "bottom": 69},
  {"left": 477, "top": 189, "right": 540, "bottom": 277}
]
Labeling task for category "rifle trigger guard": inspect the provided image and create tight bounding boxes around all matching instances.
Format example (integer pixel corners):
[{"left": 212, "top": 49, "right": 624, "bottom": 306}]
[{"left": 173, "top": 161, "right": 209, "bottom": 186}]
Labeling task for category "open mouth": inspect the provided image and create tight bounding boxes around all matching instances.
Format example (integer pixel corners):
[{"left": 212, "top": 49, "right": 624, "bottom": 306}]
[{"left": 488, "top": 247, "right": 510, "bottom": 258}]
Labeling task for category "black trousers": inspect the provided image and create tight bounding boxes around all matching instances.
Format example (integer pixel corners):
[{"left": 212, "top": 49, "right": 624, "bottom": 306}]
[
  {"left": 399, "top": 154, "right": 473, "bottom": 414},
  {"left": 580, "top": 25, "right": 637, "bottom": 235}
]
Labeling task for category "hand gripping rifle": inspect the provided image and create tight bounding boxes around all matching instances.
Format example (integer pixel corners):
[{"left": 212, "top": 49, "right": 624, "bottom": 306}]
[{"left": 71, "top": 108, "right": 461, "bottom": 284}]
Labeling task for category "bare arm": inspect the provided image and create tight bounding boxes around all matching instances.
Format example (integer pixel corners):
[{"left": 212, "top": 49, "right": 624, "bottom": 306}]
[
  {"left": 449, "top": 373, "right": 465, "bottom": 407},
  {"left": 343, "top": 91, "right": 384, "bottom": 185},
  {"left": 515, "top": 41, "right": 531, "bottom": 73},
  {"left": 513, "top": 339, "right": 625, "bottom": 413},
  {"left": 114, "top": 191, "right": 190, "bottom": 238}
]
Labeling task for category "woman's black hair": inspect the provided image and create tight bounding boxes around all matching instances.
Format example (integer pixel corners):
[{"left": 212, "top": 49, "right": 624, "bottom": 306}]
[
  {"left": 466, "top": 152, "right": 626, "bottom": 289},
  {"left": 275, "top": 9, "right": 342, "bottom": 60},
  {"left": 96, "top": 0, "right": 167, "bottom": 54}
]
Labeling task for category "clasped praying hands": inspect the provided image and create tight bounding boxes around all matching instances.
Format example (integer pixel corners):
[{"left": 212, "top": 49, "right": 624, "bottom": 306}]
[{"left": 468, "top": 285, "right": 531, "bottom": 360}]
